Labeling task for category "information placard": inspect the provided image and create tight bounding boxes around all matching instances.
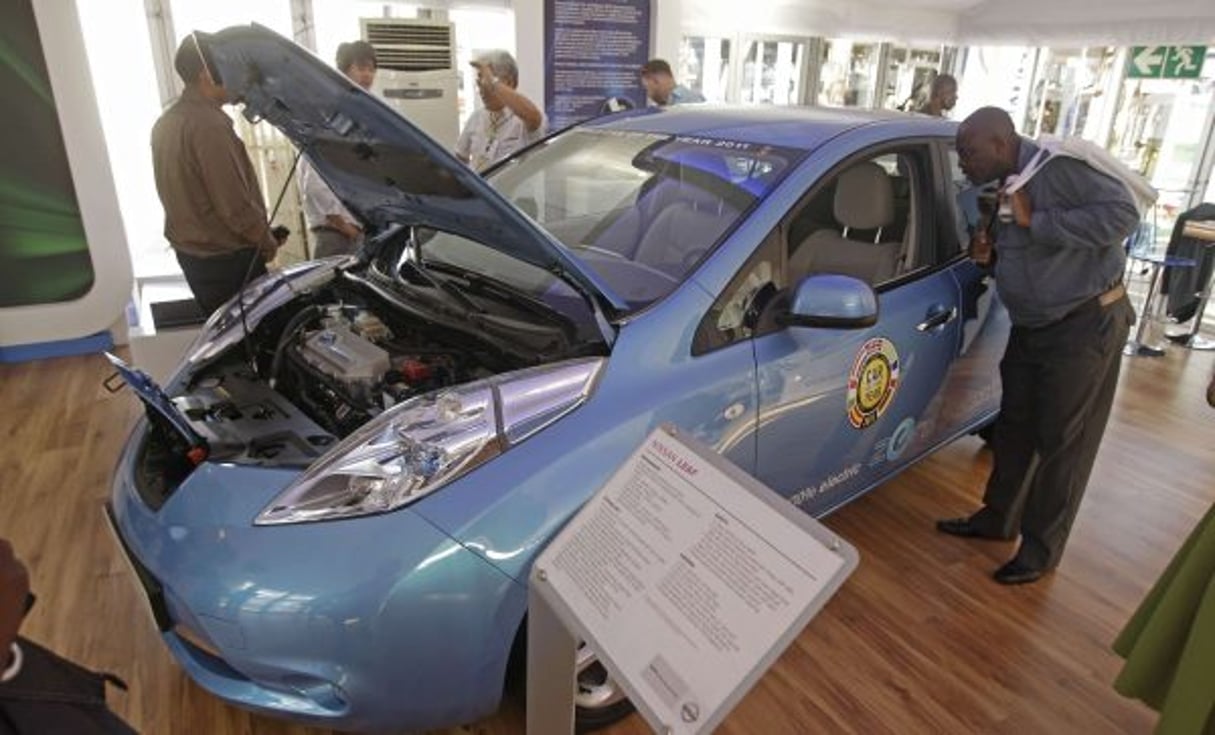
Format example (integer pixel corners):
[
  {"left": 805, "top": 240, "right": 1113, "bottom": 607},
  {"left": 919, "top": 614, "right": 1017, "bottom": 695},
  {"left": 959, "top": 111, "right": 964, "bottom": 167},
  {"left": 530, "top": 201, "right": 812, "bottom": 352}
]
[
  {"left": 531, "top": 425, "right": 858, "bottom": 734},
  {"left": 543, "top": 0, "right": 651, "bottom": 130}
]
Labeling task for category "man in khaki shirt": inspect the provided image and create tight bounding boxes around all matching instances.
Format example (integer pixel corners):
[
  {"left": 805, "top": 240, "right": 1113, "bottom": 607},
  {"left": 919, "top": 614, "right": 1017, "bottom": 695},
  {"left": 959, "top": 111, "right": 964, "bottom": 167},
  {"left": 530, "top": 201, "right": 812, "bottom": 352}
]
[{"left": 151, "top": 32, "right": 285, "bottom": 313}]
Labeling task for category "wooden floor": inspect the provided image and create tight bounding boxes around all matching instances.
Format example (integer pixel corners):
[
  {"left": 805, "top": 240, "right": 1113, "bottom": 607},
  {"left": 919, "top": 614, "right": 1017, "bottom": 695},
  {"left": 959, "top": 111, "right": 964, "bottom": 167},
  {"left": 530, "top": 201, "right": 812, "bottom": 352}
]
[{"left": 1, "top": 343, "right": 1211, "bottom": 735}]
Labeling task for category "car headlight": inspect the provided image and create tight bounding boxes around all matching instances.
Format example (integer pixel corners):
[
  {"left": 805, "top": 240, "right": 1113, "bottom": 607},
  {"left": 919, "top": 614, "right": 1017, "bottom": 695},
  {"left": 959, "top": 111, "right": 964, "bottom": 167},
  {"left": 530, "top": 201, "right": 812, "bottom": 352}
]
[
  {"left": 255, "top": 357, "right": 605, "bottom": 525},
  {"left": 182, "top": 259, "right": 346, "bottom": 369}
]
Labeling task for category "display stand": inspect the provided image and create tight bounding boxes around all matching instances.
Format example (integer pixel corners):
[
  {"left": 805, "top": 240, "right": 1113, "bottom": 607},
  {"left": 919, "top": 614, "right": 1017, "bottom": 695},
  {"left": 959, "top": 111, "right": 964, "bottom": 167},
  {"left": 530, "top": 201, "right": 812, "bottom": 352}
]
[{"left": 527, "top": 425, "right": 858, "bottom": 735}]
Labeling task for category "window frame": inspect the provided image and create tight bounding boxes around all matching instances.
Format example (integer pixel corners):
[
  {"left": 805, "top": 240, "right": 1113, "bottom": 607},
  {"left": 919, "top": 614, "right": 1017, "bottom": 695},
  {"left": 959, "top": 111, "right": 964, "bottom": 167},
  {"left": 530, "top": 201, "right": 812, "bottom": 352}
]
[{"left": 693, "top": 138, "right": 949, "bottom": 356}]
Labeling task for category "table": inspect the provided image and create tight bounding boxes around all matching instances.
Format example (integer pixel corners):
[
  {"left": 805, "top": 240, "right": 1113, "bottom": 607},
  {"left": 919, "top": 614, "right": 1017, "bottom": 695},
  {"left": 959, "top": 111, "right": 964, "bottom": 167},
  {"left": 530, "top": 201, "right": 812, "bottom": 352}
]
[{"left": 1125, "top": 253, "right": 1197, "bottom": 357}]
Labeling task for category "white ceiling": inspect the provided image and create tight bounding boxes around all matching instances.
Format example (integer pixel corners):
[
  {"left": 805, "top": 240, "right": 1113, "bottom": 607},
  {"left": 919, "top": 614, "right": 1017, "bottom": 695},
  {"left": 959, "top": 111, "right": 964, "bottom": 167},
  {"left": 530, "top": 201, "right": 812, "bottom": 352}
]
[{"left": 681, "top": 0, "right": 1215, "bottom": 45}]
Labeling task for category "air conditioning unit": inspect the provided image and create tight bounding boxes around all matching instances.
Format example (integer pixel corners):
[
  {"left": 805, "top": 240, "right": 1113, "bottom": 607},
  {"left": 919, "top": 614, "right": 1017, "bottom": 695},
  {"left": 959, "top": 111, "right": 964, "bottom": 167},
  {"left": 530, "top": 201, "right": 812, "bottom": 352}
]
[{"left": 361, "top": 18, "right": 460, "bottom": 149}]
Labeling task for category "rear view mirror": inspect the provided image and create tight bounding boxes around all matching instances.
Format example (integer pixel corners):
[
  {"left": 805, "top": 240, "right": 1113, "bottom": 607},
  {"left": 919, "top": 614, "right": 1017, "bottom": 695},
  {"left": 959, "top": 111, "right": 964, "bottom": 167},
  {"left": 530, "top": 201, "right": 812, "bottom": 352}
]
[{"left": 779, "top": 274, "right": 878, "bottom": 329}]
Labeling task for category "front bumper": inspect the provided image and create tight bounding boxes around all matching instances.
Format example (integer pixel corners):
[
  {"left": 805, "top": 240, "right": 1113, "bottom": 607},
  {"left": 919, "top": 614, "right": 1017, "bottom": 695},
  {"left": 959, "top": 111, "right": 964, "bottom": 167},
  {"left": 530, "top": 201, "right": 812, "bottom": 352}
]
[{"left": 107, "top": 423, "right": 526, "bottom": 731}]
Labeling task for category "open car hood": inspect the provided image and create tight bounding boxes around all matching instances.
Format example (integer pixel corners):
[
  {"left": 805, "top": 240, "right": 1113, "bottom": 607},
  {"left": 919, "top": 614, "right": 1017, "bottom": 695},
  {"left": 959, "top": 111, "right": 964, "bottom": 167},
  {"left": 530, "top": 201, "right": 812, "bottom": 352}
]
[{"left": 204, "top": 25, "right": 627, "bottom": 318}]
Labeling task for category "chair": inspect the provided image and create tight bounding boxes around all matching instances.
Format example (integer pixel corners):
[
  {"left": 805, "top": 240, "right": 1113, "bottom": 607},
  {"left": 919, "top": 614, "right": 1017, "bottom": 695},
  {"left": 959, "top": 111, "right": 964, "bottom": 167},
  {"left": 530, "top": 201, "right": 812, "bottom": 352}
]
[
  {"left": 789, "top": 162, "right": 903, "bottom": 284},
  {"left": 632, "top": 197, "right": 738, "bottom": 277},
  {"left": 1122, "top": 207, "right": 1199, "bottom": 357}
]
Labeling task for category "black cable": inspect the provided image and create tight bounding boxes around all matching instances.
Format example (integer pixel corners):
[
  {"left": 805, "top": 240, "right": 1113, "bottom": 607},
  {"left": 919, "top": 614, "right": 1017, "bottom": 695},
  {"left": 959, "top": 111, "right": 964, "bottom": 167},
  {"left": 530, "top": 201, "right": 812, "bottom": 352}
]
[
  {"left": 268, "top": 304, "right": 322, "bottom": 390},
  {"left": 238, "top": 148, "right": 305, "bottom": 377}
]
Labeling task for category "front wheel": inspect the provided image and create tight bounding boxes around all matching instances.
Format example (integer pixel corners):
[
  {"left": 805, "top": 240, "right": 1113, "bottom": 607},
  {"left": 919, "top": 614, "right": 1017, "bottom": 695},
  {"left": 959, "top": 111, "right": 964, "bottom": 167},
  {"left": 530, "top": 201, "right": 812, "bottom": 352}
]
[
  {"left": 506, "top": 627, "right": 635, "bottom": 733},
  {"left": 574, "top": 642, "right": 634, "bottom": 732}
]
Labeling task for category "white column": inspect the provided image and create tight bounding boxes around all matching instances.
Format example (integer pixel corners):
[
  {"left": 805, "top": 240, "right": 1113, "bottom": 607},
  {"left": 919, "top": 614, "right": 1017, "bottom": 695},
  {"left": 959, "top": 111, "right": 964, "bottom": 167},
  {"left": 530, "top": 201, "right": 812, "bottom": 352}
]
[
  {"left": 513, "top": 0, "right": 545, "bottom": 112},
  {"left": 652, "top": 0, "right": 682, "bottom": 63}
]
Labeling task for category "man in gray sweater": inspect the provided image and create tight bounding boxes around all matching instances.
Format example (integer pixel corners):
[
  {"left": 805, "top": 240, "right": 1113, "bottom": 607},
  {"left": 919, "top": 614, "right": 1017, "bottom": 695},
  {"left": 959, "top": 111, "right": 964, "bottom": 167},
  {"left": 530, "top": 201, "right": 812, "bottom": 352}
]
[{"left": 937, "top": 107, "right": 1139, "bottom": 585}]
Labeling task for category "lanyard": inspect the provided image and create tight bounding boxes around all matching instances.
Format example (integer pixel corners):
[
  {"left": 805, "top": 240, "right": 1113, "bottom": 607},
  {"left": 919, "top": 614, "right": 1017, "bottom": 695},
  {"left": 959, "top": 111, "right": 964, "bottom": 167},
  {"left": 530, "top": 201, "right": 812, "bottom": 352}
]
[{"left": 475, "top": 111, "right": 507, "bottom": 171}]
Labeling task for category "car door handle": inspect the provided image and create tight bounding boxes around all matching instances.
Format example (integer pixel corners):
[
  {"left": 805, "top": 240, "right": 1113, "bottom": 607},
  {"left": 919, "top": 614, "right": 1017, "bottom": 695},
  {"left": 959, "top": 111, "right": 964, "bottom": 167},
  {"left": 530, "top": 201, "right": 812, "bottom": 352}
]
[{"left": 916, "top": 307, "right": 958, "bottom": 332}]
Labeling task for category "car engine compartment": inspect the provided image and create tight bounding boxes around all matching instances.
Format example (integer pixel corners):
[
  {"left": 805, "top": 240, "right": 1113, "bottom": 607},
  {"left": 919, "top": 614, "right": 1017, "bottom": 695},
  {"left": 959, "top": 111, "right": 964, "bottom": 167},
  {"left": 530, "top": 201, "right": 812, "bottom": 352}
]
[
  {"left": 130, "top": 259, "right": 605, "bottom": 508},
  {"left": 268, "top": 298, "right": 492, "bottom": 437}
]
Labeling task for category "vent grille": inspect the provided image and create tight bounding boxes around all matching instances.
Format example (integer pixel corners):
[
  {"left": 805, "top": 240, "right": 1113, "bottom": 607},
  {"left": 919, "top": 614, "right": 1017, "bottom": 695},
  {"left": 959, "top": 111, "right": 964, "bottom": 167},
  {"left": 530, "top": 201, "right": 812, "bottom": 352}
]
[{"left": 362, "top": 20, "right": 454, "bottom": 72}]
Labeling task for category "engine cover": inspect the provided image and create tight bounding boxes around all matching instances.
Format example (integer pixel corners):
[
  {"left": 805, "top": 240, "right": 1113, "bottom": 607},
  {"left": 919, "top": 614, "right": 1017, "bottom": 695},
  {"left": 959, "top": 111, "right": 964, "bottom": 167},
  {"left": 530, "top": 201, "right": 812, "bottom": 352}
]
[{"left": 298, "top": 322, "right": 390, "bottom": 389}]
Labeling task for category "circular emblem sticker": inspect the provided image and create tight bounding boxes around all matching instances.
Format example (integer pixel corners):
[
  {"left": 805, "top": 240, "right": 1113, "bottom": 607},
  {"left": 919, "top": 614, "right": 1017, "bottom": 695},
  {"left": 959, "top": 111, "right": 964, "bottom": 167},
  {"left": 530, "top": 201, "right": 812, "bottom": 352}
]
[
  {"left": 886, "top": 417, "right": 917, "bottom": 461},
  {"left": 847, "top": 337, "right": 901, "bottom": 429}
]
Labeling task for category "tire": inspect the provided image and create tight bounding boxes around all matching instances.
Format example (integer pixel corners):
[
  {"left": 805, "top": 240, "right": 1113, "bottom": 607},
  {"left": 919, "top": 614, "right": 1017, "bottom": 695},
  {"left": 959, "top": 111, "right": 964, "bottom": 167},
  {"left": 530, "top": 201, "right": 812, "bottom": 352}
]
[
  {"left": 573, "top": 642, "right": 634, "bottom": 732},
  {"left": 506, "top": 625, "right": 635, "bottom": 733}
]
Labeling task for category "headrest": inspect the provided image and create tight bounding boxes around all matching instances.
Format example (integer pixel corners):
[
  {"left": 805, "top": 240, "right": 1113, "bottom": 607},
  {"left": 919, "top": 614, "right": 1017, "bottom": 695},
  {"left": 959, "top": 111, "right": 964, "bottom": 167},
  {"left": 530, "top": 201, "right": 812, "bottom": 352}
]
[{"left": 833, "top": 162, "right": 894, "bottom": 231}]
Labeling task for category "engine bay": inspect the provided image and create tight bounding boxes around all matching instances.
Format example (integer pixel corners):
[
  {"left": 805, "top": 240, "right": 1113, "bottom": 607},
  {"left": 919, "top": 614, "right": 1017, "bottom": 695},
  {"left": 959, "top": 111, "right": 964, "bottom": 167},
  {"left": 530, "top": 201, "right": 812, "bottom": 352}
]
[
  {"left": 170, "top": 273, "right": 523, "bottom": 462},
  {"left": 271, "top": 301, "right": 490, "bottom": 436},
  {"left": 126, "top": 257, "right": 605, "bottom": 508}
]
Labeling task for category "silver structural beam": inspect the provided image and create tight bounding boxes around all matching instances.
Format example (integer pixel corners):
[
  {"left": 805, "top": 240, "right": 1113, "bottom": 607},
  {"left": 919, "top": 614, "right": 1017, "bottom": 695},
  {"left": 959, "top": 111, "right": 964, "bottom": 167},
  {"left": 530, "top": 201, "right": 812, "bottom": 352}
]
[
  {"left": 290, "top": 0, "right": 317, "bottom": 52},
  {"left": 143, "top": 0, "right": 180, "bottom": 107}
]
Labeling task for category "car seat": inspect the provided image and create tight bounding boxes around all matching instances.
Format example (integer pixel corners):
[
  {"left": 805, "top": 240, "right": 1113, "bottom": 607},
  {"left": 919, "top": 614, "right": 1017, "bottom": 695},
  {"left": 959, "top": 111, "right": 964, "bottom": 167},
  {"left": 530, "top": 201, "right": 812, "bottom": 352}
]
[{"left": 789, "top": 161, "right": 903, "bottom": 284}]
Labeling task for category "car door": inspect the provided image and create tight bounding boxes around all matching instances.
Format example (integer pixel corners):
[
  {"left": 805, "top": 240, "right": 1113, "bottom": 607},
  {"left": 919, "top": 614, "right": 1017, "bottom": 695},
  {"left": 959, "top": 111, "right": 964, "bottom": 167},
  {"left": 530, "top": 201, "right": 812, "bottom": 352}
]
[
  {"left": 747, "top": 144, "right": 964, "bottom": 515},
  {"left": 933, "top": 142, "right": 1011, "bottom": 433}
]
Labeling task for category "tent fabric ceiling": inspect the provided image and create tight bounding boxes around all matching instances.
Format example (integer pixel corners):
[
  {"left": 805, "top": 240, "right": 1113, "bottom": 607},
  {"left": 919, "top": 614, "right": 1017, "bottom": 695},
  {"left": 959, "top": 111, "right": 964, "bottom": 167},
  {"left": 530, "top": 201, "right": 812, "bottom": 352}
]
[
  {"left": 682, "top": 0, "right": 1215, "bottom": 45},
  {"left": 959, "top": 0, "right": 1215, "bottom": 45}
]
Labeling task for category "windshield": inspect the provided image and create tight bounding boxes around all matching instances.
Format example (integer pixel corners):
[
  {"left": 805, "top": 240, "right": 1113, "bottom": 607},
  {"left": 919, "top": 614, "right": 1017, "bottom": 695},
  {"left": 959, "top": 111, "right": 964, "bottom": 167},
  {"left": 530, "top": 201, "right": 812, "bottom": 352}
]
[{"left": 420, "top": 129, "right": 804, "bottom": 313}]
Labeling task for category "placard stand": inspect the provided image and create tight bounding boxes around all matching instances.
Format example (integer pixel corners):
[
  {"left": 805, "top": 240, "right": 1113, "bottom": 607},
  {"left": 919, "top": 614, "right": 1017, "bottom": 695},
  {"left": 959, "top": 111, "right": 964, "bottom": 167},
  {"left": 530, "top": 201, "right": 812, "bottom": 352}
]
[{"left": 526, "top": 425, "right": 858, "bottom": 734}]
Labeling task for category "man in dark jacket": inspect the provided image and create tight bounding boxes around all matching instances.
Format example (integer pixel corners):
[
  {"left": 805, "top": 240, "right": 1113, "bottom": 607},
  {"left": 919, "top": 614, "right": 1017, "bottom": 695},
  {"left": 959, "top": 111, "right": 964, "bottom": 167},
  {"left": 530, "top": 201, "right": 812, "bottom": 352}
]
[
  {"left": 1, "top": 539, "right": 135, "bottom": 733},
  {"left": 937, "top": 107, "right": 1139, "bottom": 584}
]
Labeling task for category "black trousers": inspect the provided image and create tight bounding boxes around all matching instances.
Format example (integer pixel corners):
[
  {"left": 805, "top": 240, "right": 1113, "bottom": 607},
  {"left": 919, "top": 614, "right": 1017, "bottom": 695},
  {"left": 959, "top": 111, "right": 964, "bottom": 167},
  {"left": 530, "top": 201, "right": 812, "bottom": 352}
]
[
  {"left": 979, "top": 294, "right": 1135, "bottom": 570},
  {"left": 176, "top": 248, "right": 266, "bottom": 315}
]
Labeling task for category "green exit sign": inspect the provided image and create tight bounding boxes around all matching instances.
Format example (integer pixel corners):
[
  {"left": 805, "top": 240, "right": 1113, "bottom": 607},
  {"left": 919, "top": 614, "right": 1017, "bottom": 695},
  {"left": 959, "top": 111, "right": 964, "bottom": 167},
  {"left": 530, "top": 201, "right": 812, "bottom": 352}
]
[{"left": 1128, "top": 46, "right": 1207, "bottom": 79}]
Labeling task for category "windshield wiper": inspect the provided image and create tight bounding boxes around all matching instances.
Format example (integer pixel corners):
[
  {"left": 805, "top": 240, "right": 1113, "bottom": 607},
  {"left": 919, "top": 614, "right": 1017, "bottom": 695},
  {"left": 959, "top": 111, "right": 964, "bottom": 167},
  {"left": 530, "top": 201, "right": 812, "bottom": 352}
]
[{"left": 398, "top": 228, "right": 484, "bottom": 314}]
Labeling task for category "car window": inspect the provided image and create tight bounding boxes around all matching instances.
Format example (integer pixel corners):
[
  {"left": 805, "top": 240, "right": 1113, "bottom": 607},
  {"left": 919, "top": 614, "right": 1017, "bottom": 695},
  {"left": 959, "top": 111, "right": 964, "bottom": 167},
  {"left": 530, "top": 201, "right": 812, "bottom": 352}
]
[
  {"left": 945, "top": 145, "right": 985, "bottom": 254},
  {"left": 786, "top": 150, "right": 924, "bottom": 285},
  {"left": 481, "top": 130, "right": 805, "bottom": 311},
  {"left": 693, "top": 231, "right": 783, "bottom": 354},
  {"left": 695, "top": 144, "right": 940, "bottom": 355}
]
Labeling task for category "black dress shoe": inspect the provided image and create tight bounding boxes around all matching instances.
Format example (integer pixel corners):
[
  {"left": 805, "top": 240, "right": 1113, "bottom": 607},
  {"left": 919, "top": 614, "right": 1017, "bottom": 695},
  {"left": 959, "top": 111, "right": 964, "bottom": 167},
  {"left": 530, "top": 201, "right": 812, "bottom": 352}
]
[
  {"left": 993, "top": 559, "right": 1046, "bottom": 585},
  {"left": 935, "top": 516, "right": 1014, "bottom": 541}
]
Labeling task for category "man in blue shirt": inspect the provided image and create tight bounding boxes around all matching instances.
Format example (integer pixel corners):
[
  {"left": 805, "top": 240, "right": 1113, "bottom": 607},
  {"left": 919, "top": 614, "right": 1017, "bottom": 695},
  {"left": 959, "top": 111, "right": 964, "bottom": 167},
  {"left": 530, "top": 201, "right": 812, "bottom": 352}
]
[
  {"left": 640, "top": 59, "right": 705, "bottom": 106},
  {"left": 937, "top": 107, "right": 1138, "bottom": 585}
]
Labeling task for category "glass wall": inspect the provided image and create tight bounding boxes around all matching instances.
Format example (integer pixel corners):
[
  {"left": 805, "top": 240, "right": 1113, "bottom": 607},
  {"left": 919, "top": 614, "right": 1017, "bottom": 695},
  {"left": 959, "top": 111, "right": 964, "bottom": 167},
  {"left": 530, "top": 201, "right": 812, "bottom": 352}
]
[
  {"left": 1023, "top": 47, "right": 1120, "bottom": 139},
  {"left": 954, "top": 46, "right": 1037, "bottom": 124},
  {"left": 680, "top": 35, "right": 732, "bottom": 103},
  {"left": 882, "top": 45, "right": 944, "bottom": 111},
  {"left": 740, "top": 37, "right": 806, "bottom": 105},
  {"left": 1110, "top": 49, "right": 1215, "bottom": 231},
  {"left": 818, "top": 39, "right": 880, "bottom": 108}
]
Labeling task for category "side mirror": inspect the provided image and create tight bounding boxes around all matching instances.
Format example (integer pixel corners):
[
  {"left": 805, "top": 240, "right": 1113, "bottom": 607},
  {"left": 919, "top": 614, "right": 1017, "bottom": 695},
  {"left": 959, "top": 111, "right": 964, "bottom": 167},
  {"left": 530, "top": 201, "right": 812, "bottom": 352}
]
[{"left": 778, "top": 274, "right": 878, "bottom": 329}]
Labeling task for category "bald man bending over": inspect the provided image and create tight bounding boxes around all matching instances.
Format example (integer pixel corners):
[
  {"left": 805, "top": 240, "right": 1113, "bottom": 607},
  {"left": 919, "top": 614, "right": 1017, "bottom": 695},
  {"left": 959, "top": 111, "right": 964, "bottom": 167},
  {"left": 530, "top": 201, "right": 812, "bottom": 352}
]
[{"left": 937, "top": 107, "right": 1138, "bottom": 584}]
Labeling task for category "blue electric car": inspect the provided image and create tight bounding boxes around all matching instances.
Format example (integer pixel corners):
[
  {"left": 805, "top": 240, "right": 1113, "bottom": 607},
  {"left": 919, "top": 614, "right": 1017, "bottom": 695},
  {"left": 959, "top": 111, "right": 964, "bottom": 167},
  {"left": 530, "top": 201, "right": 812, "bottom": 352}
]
[{"left": 107, "top": 25, "right": 1006, "bottom": 733}]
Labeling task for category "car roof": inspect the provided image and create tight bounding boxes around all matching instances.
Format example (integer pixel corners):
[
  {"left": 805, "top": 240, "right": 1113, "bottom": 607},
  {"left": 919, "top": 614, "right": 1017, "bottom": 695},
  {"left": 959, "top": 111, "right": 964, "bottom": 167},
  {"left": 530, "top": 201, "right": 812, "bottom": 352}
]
[{"left": 582, "top": 104, "right": 956, "bottom": 151}]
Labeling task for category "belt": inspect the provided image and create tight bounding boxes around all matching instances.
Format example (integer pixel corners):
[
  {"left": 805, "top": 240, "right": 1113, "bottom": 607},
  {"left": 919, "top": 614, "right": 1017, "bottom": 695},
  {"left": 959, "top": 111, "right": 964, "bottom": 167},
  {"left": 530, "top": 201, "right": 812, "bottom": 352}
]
[
  {"left": 1021, "top": 281, "right": 1126, "bottom": 331},
  {"left": 1097, "top": 281, "right": 1126, "bottom": 308}
]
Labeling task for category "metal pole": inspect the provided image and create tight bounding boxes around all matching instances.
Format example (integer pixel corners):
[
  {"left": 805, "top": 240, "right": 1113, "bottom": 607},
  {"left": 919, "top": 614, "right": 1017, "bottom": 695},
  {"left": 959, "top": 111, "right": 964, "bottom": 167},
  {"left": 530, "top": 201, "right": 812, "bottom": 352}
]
[
  {"left": 1182, "top": 242, "right": 1215, "bottom": 349},
  {"left": 804, "top": 37, "right": 823, "bottom": 106},
  {"left": 143, "top": 0, "right": 180, "bottom": 107},
  {"left": 1125, "top": 260, "right": 1168, "bottom": 356},
  {"left": 290, "top": 0, "right": 317, "bottom": 53},
  {"left": 873, "top": 43, "right": 890, "bottom": 110}
]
